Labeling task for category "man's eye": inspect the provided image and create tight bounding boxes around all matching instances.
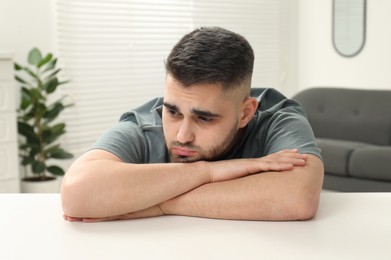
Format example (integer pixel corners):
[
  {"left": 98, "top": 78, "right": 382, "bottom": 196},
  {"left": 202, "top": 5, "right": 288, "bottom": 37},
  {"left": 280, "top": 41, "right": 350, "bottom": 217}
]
[
  {"left": 168, "top": 109, "right": 179, "bottom": 116},
  {"left": 198, "top": 116, "right": 213, "bottom": 123}
]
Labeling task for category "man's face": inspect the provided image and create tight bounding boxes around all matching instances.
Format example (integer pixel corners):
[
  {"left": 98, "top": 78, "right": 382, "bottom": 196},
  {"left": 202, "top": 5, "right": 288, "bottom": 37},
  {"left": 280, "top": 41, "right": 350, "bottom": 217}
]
[{"left": 163, "top": 75, "right": 246, "bottom": 163}]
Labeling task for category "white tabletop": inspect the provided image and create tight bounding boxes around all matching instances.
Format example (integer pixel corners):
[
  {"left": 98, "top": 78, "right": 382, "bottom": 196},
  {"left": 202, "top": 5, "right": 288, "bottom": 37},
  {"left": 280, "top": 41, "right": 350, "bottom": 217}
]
[{"left": 0, "top": 192, "right": 390, "bottom": 260}]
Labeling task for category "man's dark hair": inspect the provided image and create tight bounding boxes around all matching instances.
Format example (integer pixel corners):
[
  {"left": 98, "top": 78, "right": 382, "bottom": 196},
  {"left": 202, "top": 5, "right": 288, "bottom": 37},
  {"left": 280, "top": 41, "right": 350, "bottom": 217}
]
[{"left": 165, "top": 27, "right": 254, "bottom": 91}]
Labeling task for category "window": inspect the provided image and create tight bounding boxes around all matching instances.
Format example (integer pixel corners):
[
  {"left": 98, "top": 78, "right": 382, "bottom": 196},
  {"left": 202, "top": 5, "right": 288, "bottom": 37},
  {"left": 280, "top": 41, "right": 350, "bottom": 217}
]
[{"left": 56, "top": 0, "right": 283, "bottom": 157}]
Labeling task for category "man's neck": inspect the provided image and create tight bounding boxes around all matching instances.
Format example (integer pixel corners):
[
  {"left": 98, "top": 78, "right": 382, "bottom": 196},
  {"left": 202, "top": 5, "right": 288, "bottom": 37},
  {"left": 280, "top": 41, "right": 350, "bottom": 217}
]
[{"left": 212, "top": 127, "right": 247, "bottom": 161}]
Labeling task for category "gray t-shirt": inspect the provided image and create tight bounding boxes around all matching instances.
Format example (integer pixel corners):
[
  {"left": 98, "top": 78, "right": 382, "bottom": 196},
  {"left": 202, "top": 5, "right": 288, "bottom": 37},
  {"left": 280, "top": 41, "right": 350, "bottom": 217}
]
[{"left": 92, "top": 88, "right": 321, "bottom": 163}]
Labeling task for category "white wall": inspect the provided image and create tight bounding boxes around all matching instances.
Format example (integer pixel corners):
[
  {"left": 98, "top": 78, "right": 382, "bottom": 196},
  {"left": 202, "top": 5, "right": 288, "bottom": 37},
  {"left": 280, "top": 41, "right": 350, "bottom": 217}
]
[
  {"left": 298, "top": 0, "right": 391, "bottom": 91},
  {"left": 3, "top": 0, "right": 391, "bottom": 94},
  {"left": 279, "top": 0, "right": 299, "bottom": 97},
  {"left": 0, "top": 0, "right": 56, "bottom": 64}
]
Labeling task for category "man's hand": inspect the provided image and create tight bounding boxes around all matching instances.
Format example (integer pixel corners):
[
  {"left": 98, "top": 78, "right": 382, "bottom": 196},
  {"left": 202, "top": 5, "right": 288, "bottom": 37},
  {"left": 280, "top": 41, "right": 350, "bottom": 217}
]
[{"left": 209, "top": 149, "right": 307, "bottom": 182}]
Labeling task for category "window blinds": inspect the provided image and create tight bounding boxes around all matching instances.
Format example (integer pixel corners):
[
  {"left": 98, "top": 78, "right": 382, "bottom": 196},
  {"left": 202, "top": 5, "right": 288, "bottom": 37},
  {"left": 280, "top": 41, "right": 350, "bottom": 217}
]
[{"left": 56, "top": 0, "right": 282, "bottom": 157}]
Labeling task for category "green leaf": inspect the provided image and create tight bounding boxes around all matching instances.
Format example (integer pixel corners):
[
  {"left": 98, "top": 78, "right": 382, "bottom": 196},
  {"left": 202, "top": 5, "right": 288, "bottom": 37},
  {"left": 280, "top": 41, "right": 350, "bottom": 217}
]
[
  {"left": 29, "top": 88, "right": 44, "bottom": 101},
  {"left": 41, "top": 128, "right": 52, "bottom": 143},
  {"left": 51, "top": 123, "right": 66, "bottom": 134},
  {"left": 45, "top": 68, "right": 61, "bottom": 79},
  {"left": 21, "top": 108, "right": 37, "bottom": 122},
  {"left": 17, "top": 121, "right": 36, "bottom": 139},
  {"left": 44, "top": 144, "right": 60, "bottom": 154},
  {"left": 24, "top": 66, "right": 40, "bottom": 82},
  {"left": 17, "top": 122, "right": 41, "bottom": 147},
  {"left": 46, "top": 132, "right": 65, "bottom": 145},
  {"left": 43, "top": 102, "right": 64, "bottom": 122},
  {"left": 19, "top": 144, "right": 29, "bottom": 149},
  {"left": 21, "top": 156, "right": 35, "bottom": 166},
  {"left": 28, "top": 48, "right": 42, "bottom": 66},
  {"left": 42, "top": 123, "right": 66, "bottom": 144},
  {"left": 58, "top": 80, "right": 70, "bottom": 86},
  {"left": 15, "top": 75, "right": 27, "bottom": 84},
  {"left": 38, "top": 53, "right": 53, "bottom": 68},
  {"left": 20, "top": 96, "right": 31, "bottom": 110},
  {"left": 42, "top": 58, "right": 57, "bottom": 73},
  {"left": 20, "top": 87, "right": 32, "bottom": 110},
  {"left": 44, "top": 77, "right": 59, "bottom": 94},
  {"left": 14, "top": 62, "right": 23, "bottom": 71},
  {"left": 26, "top": 135, "right": 41, "bottom": 148},
  {"left": 47, "top": 165, "right": 65, "bottom": 176},
  {"left": 29, "top": 145, "right": 41, "bottom": 157},
  {"left": 23, "top": 103, "right": 46, "bottom": 122},
  {"left": 52, "top": 151, "right": 73, "bottom": 159},
  {"left": 46, "top": 147, "right": 73, "bottom": 159},
  {"left": 44, "top": 146, "right": 59, "bottom": 157},
  {"left": 32, "top": 161, "right": 46, "bottom": 174},
  {"left": 24, "top": 112, "right": 35, "bottom": 121},
  {"left": 21, "top": 86, "right": 30, "bottom": 95},
  {"left": 19, "top": 143, "right": 37, "bottom": 150}
]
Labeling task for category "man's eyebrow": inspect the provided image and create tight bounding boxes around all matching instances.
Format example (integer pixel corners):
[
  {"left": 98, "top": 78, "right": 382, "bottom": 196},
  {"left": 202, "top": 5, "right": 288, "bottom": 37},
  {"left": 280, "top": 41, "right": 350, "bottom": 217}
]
[
  {"left": 192, "top": 108, "right": 222, "bottom": 118},
  {"left": 163, "top": 102, "right": 178, "bottom": 111},
  {"left": 163, "top": 102, "right": 221, "bottom": 118}
]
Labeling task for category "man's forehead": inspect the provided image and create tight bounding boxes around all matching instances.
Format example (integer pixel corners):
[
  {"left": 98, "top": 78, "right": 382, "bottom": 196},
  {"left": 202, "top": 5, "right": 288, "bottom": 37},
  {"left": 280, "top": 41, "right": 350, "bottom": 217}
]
[
  {"left": 164, "top": 88, "right": 233, "bottom": 119},
  {"left": 163, "top": 75, "right": 244, "bottom": 112},
  {"left": 165, "top": 80, "right": 225, "bottom": 100}
]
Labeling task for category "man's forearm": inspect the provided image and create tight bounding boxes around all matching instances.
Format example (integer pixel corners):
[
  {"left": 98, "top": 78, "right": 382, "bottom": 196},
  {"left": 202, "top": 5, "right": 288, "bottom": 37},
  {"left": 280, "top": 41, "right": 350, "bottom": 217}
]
[
  {"left": 160, "top": 155, "right": 324, "bottom": 221},
  {"left": 61, "top": 150, "right": 211, "bottom": 218}
]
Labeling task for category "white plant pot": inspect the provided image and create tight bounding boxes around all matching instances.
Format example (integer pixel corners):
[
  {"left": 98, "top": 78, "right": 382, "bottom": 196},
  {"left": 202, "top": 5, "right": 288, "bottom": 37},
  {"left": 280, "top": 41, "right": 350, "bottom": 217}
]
[{"left": 21, "top": 177, "right": 61, "bottom": 193}]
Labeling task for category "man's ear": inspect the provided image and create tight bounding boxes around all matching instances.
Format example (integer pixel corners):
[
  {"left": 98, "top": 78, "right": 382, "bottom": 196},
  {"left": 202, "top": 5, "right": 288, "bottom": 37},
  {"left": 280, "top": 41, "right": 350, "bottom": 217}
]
[{"left": 239, "top": 97, "right": 258, "bottom": 128}]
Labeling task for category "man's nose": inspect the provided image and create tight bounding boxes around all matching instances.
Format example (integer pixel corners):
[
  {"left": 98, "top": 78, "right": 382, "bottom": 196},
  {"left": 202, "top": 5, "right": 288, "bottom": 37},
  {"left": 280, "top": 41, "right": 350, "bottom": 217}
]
[{"left": 176, "top": 119, "right": 195, "bottom": 144}]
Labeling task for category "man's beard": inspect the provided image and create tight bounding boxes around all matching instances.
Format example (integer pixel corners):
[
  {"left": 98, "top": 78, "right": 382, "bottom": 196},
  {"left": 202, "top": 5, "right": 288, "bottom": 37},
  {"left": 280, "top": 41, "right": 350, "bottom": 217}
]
[{"left": 166, "top": 122, "right": 240, "bottom": 163}]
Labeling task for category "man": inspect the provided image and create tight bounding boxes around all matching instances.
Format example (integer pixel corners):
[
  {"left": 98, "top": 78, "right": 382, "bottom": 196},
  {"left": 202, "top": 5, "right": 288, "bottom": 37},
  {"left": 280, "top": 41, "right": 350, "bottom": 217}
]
[{"left": 61, "top": 27, "right": 324, "bottom": 222}]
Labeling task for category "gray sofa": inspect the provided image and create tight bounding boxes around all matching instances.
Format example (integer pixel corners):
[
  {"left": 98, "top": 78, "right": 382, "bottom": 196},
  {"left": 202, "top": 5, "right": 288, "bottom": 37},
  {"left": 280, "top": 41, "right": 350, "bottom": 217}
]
[{"left": 293, "top": 87, "right": 391, "bottom": 192}]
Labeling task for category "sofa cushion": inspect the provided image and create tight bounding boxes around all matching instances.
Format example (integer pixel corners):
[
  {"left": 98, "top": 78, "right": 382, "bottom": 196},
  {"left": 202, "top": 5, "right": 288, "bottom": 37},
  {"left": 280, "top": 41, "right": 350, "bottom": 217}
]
[
  {"left": 349, "top": 147, "right": 391, "bottom": 181},
  {"left": 293, "top": 88, "right": 391, "bottom": 145},
  {"left": 316, "top": 138, "right": 374, "bottom": 176}
]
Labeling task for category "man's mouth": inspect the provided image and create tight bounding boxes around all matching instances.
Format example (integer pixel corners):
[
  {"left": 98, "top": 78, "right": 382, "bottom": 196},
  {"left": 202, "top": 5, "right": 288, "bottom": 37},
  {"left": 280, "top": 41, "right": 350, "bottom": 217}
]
[{"left": 171, "top": 146, "right": 197, "bottom": 157}]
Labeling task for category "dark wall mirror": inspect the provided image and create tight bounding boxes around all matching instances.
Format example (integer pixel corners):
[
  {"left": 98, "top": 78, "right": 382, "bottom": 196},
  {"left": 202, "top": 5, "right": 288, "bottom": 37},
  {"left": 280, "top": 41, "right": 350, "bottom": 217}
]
[{"left": 333, "top": 0, "right": 366, "bottom": 57}]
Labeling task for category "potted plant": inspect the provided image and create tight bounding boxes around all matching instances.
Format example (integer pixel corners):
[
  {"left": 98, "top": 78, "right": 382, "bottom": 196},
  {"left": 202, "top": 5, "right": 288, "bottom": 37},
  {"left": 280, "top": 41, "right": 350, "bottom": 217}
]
[{"left": 15, "top": 47, "right": 73, "bottom": 193}]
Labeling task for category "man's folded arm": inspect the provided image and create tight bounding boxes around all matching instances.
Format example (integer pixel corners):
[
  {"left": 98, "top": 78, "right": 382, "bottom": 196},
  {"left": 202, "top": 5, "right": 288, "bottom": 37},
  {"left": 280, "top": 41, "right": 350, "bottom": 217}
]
[
  {"left": 61, "top": 149, "right": 321, "bottom": 221},
  {"left": 61, "top": 149, "right": 210, "bottom": 219},
  {"left": 160, "top": 154, "right": 324, "bottom": 221},
  {"left": 61, "top": 148, "right": 292, "bottom": 218}
]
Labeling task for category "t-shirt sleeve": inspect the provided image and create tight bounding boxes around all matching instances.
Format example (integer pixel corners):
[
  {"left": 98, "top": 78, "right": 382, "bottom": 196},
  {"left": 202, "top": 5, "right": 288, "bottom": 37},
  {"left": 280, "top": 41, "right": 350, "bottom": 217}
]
[
  {"left": 263, "top": 106, "right": 322, "bottom": 159},
  {"left": 90, "top": 121, "right": 146, "bottom": 163}
]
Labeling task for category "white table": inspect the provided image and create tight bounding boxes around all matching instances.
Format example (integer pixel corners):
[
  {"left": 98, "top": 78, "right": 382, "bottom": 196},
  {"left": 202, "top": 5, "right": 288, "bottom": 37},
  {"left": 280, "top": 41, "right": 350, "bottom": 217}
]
[{"left": 0, "top": 193, "right": 390, "bottom": 260}]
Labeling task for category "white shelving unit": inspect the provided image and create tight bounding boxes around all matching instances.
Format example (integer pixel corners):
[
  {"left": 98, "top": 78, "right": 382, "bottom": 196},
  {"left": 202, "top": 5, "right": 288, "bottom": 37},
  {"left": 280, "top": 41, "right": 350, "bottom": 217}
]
[{"left": 0, "top": 52, "right": 19, "bottom": 192}]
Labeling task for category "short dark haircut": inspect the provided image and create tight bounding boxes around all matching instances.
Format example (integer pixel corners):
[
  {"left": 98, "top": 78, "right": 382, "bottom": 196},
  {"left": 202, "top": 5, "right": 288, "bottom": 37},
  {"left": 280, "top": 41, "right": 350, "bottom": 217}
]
[{"left": 165, "top": 27, "right": 254, "bottom": 91}]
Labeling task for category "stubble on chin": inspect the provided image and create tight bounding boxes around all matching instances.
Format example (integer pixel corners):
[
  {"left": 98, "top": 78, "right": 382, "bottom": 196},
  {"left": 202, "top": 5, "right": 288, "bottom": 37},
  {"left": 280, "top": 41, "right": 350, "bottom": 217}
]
[
  {"left": 169, "top": 155, "right": 200, "bottom": 163},
  {"left": 164, "top": 122, "right": 240, "bottom": 163}
]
